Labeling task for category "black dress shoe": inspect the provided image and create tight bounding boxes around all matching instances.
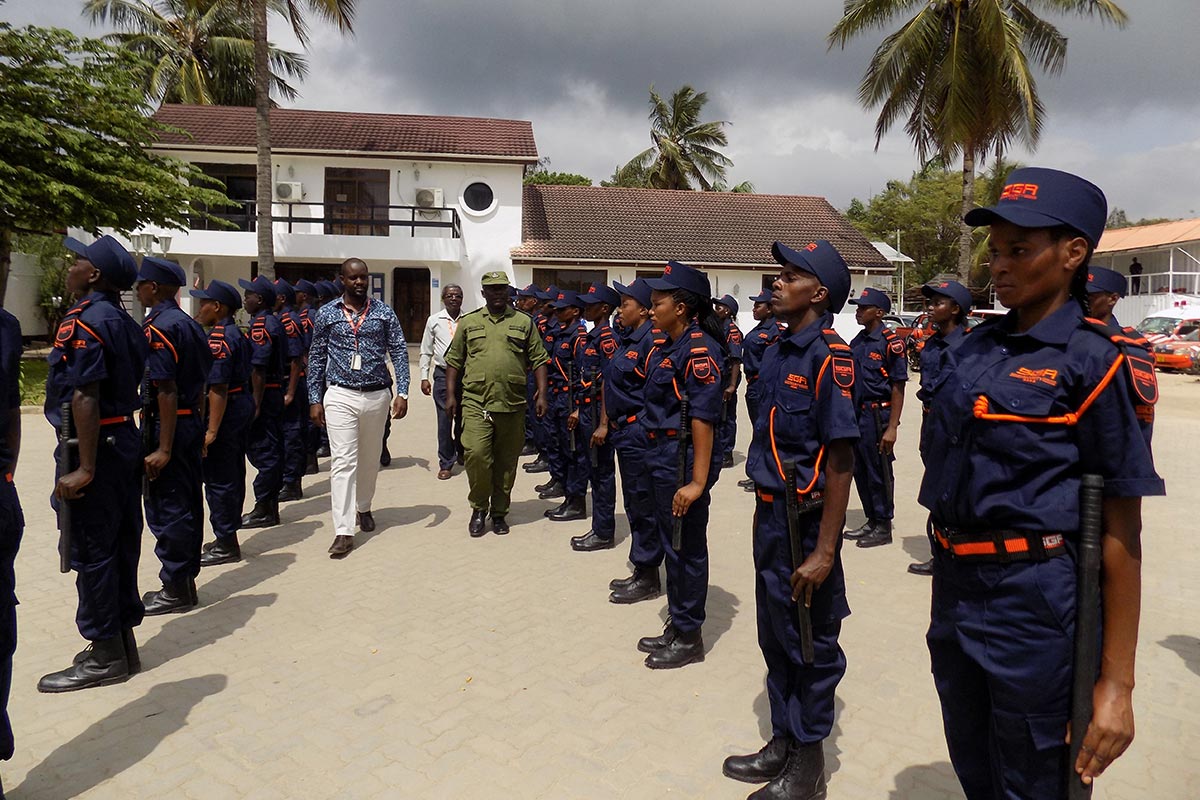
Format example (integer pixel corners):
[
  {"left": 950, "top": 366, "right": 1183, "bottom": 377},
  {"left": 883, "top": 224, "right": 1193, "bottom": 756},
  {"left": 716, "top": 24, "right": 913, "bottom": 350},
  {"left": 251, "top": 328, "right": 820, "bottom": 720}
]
[
  {"left": 723, "top": 736, "right": 793, "bottom": 784},
  {"left": 316, "top": 444, "right": 331, "bottom": 458},
  {"left": 645, "top": 628, "right": 704, "bottom": 669},
  {"left": 142, "top": 580, "right": 198, "bottom": 616},
  {"left": 571, "top": 530, "right": 614, "bottom": 552},
  {"left": 611, "top": 568, "right": 661, "bottom": 604},
  {"left": 722, "top": 452, "right": 735, "bottom": 469},
  {"left": 534, "top": 477, "right": 562, "bottom": 494},
  {"left": 39, "top": 637, "right": 130, "bottom": 693},
  {"left": 469, "top": 509, "right": 488, "bottom": 537},
  {"left": 380, "top": 446, "right": 391, "bottom": 467},
  {"left": 328, "top": 535, "right": 354, "bottom": 558},
  {"left": 908, "top": 559, "right": 934, "bottom": 576},
  {"left": 277, "top": 483, "right": 303, "bottom": 502},
  {"left": 748, "top": 741, "right": 827, "bottom": 800},
  {"left": 523, "top": 458, "right": 550, "bottom": 474},
  {"left": 491, "top": 516, "right": 510, "bottom": 535},
  {"left": 200, "top": 537, "right": 241, "bottom": 566},
  {"left": 357, "top": 510, "right": 376, "bottom": 532},
  {"left": 842, "top": 520, "right": 875, "bottom": 540},
  {"left": 637, "top": 622, "right": 677, "bottom": 653},
  {"left": 547, "top": 495, "right": 586, "bottom": 522},
  {"left": 544, "top": 499, "right": 567, "bottom": 518},
  {"left": 241, "top": 501, "right": 279, "bottom": 529},
  {"left": 520, "top": 442, "right": 538, "bottom": 457},
  {"left": 305, "top": 452, "right": 320, "bottom": 475},
  {"left": 737, "top": 478, "right": 755, "bottom": 489},
  {"left": 856, "top": 521, "right": 893, "bottom": 548}
]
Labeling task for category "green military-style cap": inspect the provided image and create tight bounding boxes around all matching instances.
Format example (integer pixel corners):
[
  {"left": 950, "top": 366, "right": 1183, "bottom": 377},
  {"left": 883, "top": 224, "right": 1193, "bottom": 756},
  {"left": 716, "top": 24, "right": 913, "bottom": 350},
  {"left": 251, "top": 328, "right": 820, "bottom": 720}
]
[{"left": 481, "top": 271, "right": 511, "bottom": 287}]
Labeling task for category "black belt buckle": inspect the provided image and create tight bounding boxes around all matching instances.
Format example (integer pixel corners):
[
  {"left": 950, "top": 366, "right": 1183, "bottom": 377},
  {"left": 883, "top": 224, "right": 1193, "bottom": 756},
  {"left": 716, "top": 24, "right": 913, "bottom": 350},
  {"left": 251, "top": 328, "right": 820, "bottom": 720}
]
[{"left": 991, "top": 530, "right": 1011, "bottom": 563}]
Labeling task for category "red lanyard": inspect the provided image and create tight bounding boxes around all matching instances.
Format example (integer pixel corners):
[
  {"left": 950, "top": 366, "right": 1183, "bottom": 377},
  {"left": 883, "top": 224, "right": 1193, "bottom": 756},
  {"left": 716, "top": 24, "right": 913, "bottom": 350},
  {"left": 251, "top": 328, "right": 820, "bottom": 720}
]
[{"left": 342, "top": 299, "right": 371, "bottom": 351}]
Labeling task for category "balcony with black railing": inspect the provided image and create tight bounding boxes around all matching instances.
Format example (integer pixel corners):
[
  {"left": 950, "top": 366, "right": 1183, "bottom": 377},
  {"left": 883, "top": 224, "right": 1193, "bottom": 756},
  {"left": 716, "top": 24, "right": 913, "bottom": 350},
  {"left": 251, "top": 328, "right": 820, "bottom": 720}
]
[{"left": 189, "top": 201, "right": 463, "bottom": 238}]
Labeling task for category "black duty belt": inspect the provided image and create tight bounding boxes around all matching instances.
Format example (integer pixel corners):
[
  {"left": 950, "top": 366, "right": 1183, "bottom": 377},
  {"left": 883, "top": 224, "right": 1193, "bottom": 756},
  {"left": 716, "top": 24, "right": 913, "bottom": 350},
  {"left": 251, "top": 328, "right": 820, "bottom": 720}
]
[
  {"left": 932, "top": 524, "right": 1068, "bottom": 563},
  {"left": 329, "top": 382, "right": 391, "bottom": 393}
]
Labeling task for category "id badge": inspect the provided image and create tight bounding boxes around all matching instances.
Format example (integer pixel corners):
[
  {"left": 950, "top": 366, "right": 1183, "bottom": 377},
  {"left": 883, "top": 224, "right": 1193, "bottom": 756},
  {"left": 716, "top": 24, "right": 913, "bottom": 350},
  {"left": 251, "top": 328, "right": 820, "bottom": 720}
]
[{"left": 350, "top": 352, "right": 362, "bottom": 371}]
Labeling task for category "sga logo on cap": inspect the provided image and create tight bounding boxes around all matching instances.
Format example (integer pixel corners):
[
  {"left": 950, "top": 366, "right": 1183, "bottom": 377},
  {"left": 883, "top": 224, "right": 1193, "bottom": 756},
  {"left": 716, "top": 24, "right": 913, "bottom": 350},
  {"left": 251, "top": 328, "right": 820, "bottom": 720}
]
[{"left": 999, "top": 183, "right": 1039, "bottom": 202}]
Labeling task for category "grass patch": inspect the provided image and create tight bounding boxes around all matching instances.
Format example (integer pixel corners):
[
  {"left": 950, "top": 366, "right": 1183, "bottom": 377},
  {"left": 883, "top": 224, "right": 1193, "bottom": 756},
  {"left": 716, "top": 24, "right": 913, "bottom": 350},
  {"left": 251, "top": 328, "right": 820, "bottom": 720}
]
[{"left": 19, "top": 358, "right": 48, "bottom": 407}]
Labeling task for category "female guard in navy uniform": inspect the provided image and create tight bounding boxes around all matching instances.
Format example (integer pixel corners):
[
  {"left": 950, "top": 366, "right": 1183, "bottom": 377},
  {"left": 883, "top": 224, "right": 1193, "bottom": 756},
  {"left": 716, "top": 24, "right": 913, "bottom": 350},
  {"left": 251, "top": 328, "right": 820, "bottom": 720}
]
[
  {"left": 603, "top": 279, "right": 668, "bottom": 603},
  {"left": 714, "top": 294, "right": 743, "bottom": 468},
  {"left": 738, "top": 290, "right": 784, "bottom": 491},
  {"left": 907, "top": 279, "right": 971, "bottom": 577},
  {"left": 636, "top": 261, "right": 725, "bottom": 669},
  {"left": 724, "top": 241, "right": 858, "bottom": 800},
  {"left": 921, "top": 167, "right": 1164, "bottom": 799},
  {"left": 40, "top": 236, "right": 148, "bottom": 692},
  {"left": 274, "top": 279, "right": 308, "bottom": 501},
  {"left": 842, "top": 287, "right": 906, "bottom": 548},
  {"left": 136, "top": 257, "right": 212, "bottom": 615},
  {"left": 194, "top": 280, "right": 255, "bottom": 567},
  {"left": 239, "top": 276, "right": 288, "bottom": 528},
  {"left": 542, "top": 291, "right": 589, "bottom": 521}
]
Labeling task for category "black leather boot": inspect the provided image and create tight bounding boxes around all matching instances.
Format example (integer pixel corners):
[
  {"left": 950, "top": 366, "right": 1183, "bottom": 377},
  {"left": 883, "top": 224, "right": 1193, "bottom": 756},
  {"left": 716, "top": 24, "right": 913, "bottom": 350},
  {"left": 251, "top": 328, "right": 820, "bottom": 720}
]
[
  {"left": 609, "top": 569, "right": 639, "bottom": 591},
  {"left": 856, "top": 520, "right": 893, "bottom": 549},
  {"left": 748, "top": 741, "right": 827, "bottom": 800},
  {"left": 523, "top": 458, "right": 550, "bottom": 474},
  {"left": 520, "top": 442, "right": 538, "bottom": 457},
  {"left": 571, "top": 530, "right": 614, "bottom": 551},
  {"left": 645, "top": 627, "right": 704, "bottom": 669},
  {"left": 142, "top": 579, "right": 198, "bottom": 616},
  {"left": 908, "top": 558, "right": 934, "bottom": 576},
  {"left": 305, "top": 452, "right": 319, "bottom": 475},
  {"left": 241, "top": 500, "right": 279, "bottom": 529},
  {"left": 277, "top": 482, "right": 303, "bottom": 502},
  {"left": 723, "top": 736, "right": 793, "bottom": 783},
  {"left": 842, "top": 519, "right": 875, "bottom": 540},
  {"left": 544, "top": 499, "right": 568, "bottom": 518},
  {"left": 610, "top": 568, "right": 661, "bottom": 604},
  {"left": 637, "top": 621, "right": 677, "bottom": 653},
  {"left": 469, "top": 509, "right": 488, "bottom": 537},
  {"left": 536, "top": 479, "right": 564, "bottom": 498},
  {"left": 548, "top": 495, "right": 586, "bottom": 522},
  {"left": 39, "top": 636, "right": 130, "bottom": 693},
  {"left": 73, "top": 626, "right": 140, "bottom": 675},
  {"left": 200, "top": 536, "right": 241, "bottom": 566}
]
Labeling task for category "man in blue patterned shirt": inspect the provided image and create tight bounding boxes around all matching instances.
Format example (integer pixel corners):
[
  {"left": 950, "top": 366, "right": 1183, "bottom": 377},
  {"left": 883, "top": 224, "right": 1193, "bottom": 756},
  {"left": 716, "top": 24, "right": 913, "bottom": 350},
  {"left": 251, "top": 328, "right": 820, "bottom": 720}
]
[{"left": 308, "top": 259, "right": 410, "bottom": 559}]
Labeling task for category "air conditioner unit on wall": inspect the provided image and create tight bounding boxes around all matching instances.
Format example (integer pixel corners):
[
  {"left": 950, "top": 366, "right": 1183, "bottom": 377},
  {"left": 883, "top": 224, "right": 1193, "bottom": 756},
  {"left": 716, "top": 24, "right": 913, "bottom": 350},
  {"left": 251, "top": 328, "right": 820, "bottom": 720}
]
[
  {"left": 274, "top": 181, "right": 303, "bottom": 201},
  {"left": 415, "top": 186, "right": 444, "bottom": 207}
]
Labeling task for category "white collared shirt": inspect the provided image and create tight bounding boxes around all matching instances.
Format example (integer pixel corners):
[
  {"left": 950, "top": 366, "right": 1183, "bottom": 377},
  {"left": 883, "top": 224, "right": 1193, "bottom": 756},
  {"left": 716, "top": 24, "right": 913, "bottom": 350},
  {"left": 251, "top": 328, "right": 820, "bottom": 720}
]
[{"left": 419, "top": 308, "right": 461, "bottom": 380}]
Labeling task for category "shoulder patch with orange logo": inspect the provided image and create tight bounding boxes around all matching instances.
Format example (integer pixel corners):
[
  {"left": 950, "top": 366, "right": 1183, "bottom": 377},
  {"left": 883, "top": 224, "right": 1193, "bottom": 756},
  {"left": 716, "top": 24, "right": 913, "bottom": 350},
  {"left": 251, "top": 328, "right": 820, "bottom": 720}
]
[{"left": 832, "top": 357, "right": 855, "bottom": 390}]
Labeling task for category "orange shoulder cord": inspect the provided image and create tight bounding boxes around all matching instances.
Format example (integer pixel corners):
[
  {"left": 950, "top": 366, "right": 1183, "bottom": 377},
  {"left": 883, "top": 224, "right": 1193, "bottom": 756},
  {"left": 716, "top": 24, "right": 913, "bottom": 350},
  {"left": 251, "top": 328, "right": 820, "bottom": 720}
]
[
  {"left": 769, "top": 354, "right": 831, "bottom": 494},
  {"left": 972, "top": 353, "right": 1125, "bottom": 426}
]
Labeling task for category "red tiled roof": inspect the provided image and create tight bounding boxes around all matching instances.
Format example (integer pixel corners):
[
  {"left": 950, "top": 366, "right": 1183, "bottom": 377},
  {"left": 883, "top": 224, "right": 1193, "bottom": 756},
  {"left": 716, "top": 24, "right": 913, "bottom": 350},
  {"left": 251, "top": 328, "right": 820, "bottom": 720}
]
[
  {"left": 512, "top": 185, "right": 890, "bottom": 270},
  {"left": 151, "top": 104, "right": 538, "bottom": 161}
]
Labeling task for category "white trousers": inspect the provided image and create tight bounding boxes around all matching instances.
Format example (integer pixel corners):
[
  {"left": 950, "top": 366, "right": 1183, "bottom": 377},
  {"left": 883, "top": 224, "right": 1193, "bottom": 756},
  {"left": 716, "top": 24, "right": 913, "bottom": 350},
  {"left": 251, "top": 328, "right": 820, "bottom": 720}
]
[{"left": 324, "top": 385, "right": 391, "bottom": 537}]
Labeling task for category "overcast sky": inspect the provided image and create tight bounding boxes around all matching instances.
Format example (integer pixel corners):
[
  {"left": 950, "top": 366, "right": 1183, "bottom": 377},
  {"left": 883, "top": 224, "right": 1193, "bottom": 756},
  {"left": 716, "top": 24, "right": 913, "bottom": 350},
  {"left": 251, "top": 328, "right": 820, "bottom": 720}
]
[{"left": 7, "top": 0, "right": 1199, "bottom": 221}]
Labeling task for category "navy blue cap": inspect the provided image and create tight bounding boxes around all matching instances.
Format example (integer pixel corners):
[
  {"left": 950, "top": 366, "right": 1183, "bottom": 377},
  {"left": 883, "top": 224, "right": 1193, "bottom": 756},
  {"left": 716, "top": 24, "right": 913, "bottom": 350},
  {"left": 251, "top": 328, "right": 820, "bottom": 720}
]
[
  {"left": 550, "top": 289, "right": 585, "bottom": 309},
  {"left": 645, "top": 260, "right": 712, "bottom": 299},
  {"left": 1086, "top": 265, "right": 1127, "bottom": 296},
  {"left": 239, "top": 275, "right": 276, "bottom": 308},
  {"left": 580, "top": 283, "right": 620, "bottom": 307},
  {"left": 189, "top": 279, "right": 242, "bottom": 311},
  {"left": 921, "top": 279, "right": 972, "bottom": 312},
  {"left": 537, "top": 285, "right": 559, "bottom": 302},
  {"left": 749, "top": 290, "right": 772, "bottom": 304},
  {"left": 771, "top": 241, "right": 852, "bottom": 313},
  {"left": 848, "top": 287, "right": 892, "bottom": 312},
  {"left": 273, "top": 279, "right": 296, "bottom": 306},
  {"left": 315, "top": 280, "right": 337, "bottom": 299},
  {"left": 715, "top": 294, "right": 739, "bottom": 315},
  {"left": 64, "top": 235, "right": 138, "bottom": 290},
  {"left": 614, "top": 279, "right": 652, "bottom": 310},
  {"left": 964, "top": 166, "right": 1107, "bottom": 248},
  {"left": 333, "top": 278, "right": 345, "bottom": 294},
  {"left": 293, "top": 279, "right": 317, "bottom": 297},
  {"left": 138, "top": 256, "right": 186, "bottom": 286},
  {"left": 517, "top": 283, "right": 540, "bottom": 298}
]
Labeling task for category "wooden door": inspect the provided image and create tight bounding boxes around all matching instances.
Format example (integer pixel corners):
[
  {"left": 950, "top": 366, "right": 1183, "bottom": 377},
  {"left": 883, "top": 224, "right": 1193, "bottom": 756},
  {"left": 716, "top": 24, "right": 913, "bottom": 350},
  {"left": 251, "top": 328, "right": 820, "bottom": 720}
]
[{"left": 392, "top": 267, "right": 431, "bottom": 343}]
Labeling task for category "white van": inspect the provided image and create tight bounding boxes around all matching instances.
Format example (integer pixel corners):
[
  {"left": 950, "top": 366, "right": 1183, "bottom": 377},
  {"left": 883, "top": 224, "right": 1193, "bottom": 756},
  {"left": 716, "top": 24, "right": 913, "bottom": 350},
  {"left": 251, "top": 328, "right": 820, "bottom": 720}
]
[{"left": 1136, "top": 307, "right": 1200, "bottom": 344}]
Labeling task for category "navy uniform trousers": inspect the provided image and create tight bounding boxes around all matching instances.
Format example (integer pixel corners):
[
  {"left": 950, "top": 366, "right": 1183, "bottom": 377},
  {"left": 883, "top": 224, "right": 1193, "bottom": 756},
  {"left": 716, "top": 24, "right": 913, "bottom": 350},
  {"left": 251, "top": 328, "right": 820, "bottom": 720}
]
[
  {"left": 281, "top": 377, "right": 308, "bottom": 485},
  {"left": 645, "top": 436, "right": 719, "bottom": 633},
  {"left": 584, "top": 417, "right": 616, "bottom": 539},
  {"left": 203, "top": 394, "right": 254, "bottom": 542},
  {"left": 247, "top": 388, "right": 284, "bottom": 503},
  {"left": 745, "top": 378, "right": 761, "bottom": 431},
  {"left": 548, "top": 396, "right": 589, "bottom": 497},
  {"left": 145, "top": 415, "right": 204, "bottom": 585},
  {"left": 0, "top": 478, "right": 22, "bottom": 760},
  {"left": 611, "top": 422, "right": 659, "bottom": 567},
  {"left": 852, "top": 402, "right": 895, "bottom": 520},
  {"left": 927, "top": 546, "right": 1077, "bottom": 799},
  {"left": 543, "top": 393, "right": 569, "bottom": 485},
  {"left": 754, "top": 498, "right": 847, "bottom": 743},
  {"left": 720, "top": 392, "right": 738, "bottom": 459},
  {"left": 54, "top": 421, "right": 144, "bottom": 642}
]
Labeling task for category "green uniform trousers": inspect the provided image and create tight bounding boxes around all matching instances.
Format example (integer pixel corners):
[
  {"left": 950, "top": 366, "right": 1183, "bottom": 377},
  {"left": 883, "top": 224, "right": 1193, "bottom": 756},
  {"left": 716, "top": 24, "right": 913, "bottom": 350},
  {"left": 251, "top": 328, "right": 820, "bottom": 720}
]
[{"left": 461, "top": 400, "right": 526, "bottom": 517}]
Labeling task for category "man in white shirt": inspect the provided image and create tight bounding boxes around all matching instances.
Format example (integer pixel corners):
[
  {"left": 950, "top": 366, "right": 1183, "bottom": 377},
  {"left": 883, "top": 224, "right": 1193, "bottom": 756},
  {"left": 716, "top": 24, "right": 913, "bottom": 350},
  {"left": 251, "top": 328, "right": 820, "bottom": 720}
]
[{"left": 420, "top": 284, "right": 464, "bottom": 480}]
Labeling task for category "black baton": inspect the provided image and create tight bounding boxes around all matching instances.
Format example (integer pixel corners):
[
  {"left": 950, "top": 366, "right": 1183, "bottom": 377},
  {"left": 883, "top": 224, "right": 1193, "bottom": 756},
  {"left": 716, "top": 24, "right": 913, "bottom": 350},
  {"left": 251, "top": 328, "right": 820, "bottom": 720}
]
[
  {"left": 56, "top": 402, "right": 73, "bottom": 574},
  {"left": 782, "top": 460, "right": 815, "bottom": 665},
  {"left": 870, "top": 404, "right": 893, "bottom": 503},
  {"left": 671, "top": 392, "right": 691, "bottom": 551},
  {"left": 1068, "top": 473, "right": 1105, "bottom": 799}
]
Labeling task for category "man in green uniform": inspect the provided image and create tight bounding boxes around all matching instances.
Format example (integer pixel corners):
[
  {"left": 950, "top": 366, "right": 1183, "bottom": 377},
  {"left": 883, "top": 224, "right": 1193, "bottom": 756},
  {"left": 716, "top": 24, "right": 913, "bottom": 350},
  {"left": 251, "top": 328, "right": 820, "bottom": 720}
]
[{"left": 445, "top": 272, "right": 549, "bottom": 537}]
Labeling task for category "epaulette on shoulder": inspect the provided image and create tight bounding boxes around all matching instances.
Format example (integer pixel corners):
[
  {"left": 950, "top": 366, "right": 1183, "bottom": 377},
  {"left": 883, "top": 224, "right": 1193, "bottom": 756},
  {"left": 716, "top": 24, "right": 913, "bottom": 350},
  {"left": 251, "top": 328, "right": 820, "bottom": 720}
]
[
  {"left": 819, "top": 329, "right": 851, "bottom": 352},
  {"left": 881, "top": 327, "right": 898, "bottom": 341},
  {"left": 1082, "top": 317, "right": 1158, "bottom": 406}
]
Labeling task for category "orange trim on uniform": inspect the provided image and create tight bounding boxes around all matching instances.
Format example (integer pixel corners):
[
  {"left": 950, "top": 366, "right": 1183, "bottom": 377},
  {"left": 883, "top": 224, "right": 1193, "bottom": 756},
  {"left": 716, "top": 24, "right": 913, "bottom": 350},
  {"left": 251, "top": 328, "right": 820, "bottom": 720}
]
[
  {"left": 99, "top": 415, "right": 133, "bottom": 425},
  {"left": 74, "top": 319, "right": 106, "bottom": 346},
  {"left": 933, "top": 526, "right": 1066, "bottom": 560},
  {"left": 973, "top": 354, "right": 1125, "bottom": 426},
  {"left": 146, "top": 324, "right": 180, "bottom": 363}
]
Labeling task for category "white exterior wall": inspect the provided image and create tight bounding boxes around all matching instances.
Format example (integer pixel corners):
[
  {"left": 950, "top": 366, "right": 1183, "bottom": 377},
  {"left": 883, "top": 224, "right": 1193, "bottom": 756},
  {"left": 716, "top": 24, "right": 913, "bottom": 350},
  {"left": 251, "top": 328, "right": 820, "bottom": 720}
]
[{"left": 5, "top": 253, "right": 47, "bottom": 337}]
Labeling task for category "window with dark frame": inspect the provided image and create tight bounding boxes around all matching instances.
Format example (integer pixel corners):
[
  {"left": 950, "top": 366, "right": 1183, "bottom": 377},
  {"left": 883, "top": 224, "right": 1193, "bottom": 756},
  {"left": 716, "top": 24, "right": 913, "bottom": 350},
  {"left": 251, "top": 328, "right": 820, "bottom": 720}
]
[
  {"left": 191, "top": 163, "right": 256, "bottom": 231},
  {"left": 324, "top": 167, "right": 390, "bottom": 236},
  {"left": 462, "top": 182, "right": 495, "bottom": 213},
  {"left": 531, "top": 268, "right": 607, "bottom": 296}
]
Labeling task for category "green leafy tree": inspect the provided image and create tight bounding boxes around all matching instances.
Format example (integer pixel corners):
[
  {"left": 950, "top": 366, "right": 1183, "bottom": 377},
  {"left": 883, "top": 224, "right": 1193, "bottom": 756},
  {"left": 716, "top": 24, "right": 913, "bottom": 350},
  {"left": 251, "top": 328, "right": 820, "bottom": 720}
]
[
  {"left": 619, "top": 85, "right": 732, "bottom": 191},
  {"left": 600, "top": 160, "right": 649, "bottom": 188},
  {"left": 829, "top": 0, "right": 1128, "bottom": 283},
  {"left": 712, "top": 179, "right": 756, "bottom": 193},
  {"left": 523, "top": 171, "right": 593, "bottom": 187},
  {"left": 0, "top": 23, "right": 232, "bottom": 306},
  {"left": 83, "top": 0, "right": 307, "bottom": 106}
]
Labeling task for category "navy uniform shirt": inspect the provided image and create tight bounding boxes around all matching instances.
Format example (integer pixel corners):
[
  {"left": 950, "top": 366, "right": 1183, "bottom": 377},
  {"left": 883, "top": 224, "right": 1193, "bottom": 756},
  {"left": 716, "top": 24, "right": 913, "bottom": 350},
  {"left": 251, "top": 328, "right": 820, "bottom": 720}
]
[
  {"left": 916, "top": 326, "right": 966, "bottom": 463},
  {"left": 742, "top": 318, "right": 783, "bottom": 382},
  {"left": 247, "top": 309, "right": 288, "bottom": 384},
  {"left": 641, "top": 321, "right": 725, "bottom": 430},
  {"left": 548, "top": 320, "right": 586, "bottom": 399},
  {"left": 297, "top": 305, "right": 314, "bottom": 351},
  {"left": 603, "top": 321, "right": 664, "bottom": 423},
  {"left": 277, "top": 305, "right": 305, "bottom": 362},
  {"left": 918, "top": 303, "right": 1165, "bottom": 533},
  {"left": 143, "top": 298, "right": 213, "bottom": 411},
  {"left": 575, "top": 319, "right": 618, "bottom": 409},
  {"left": 746, "top": 314, "right": 860, "bottom": 494},
  {"left": 849, "top": 324, "right": 908, "bottom": 403},
  {"left": 44, "top": 291, "right": 148, "bottom": 428},
  {"left": 722, "top": 316, "right": 744, "bottom": 371},
  {"left": 205, "top": 317, "right": 252, "bottom": 392},
  {"left": 0, "top": 309, "right": 19, "bottom": 472}
]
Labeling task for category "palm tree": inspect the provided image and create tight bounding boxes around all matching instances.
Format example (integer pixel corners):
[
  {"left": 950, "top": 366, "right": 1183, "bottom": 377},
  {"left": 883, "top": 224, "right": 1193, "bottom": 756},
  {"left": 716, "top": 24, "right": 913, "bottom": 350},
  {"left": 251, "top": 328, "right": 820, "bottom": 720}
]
[
  {"left": 83, "top": 0, "right": 307, "bottom": 106},
  {"left": 620, "top": 85, "right": 733, "bottom": 191},
  {"left": 828, "top": 1, "right": 1127, "bottom": 283}
]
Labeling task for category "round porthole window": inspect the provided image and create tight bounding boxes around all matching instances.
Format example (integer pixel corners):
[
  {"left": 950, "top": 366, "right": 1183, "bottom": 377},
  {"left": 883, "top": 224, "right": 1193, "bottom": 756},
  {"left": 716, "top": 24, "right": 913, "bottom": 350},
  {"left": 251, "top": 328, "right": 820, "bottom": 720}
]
[{"left": 461, "top": 181, "right": 496, "bottom": 215}]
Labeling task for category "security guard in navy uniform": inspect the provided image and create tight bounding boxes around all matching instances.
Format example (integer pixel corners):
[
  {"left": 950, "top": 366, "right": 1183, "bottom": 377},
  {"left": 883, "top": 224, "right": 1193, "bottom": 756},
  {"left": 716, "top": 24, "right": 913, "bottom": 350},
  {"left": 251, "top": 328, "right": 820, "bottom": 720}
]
[
  {"left": 293, "top": 279, "right": 320, "bottom": 475},
  {"left": 136, "top": 257, "right": 213, "bottom": 614},
  {"left": 842, "top": 287, "right": 906, "bottom": 548},
  {"left": 515, "top": 284, "right": 543, "bottom": 457},
  {"left": 543, "top": 290, "right": 590, "bottom": 521},
  {"left": 525, "top": 286, "right": 559, "bottom": 477},
  {"left": 0, "top": 308, "right": 24, "bottom": 774},
  {"left": 714, "top": 294, "right": 743, "bottom": 468},
  {"left": 737, "top": 290, "right": 784, "bottom": 490},
  {"left": 39, "top": 236, "right": 148, "bottom": 693},
  {"left": 724, "top": 240, "right": 858, "bottom": 799},
  {"left": 194, "top": 280, "right": 254, "bottom": 567},
  {"left": 239, "top": 276, "right": 287, "bottom": 528},
  {"left": 1084, "top": 265, "right": 1127, "bottom": 327},
  {"left": 274, "top": 279, "right": 308, "bottom": 501}
]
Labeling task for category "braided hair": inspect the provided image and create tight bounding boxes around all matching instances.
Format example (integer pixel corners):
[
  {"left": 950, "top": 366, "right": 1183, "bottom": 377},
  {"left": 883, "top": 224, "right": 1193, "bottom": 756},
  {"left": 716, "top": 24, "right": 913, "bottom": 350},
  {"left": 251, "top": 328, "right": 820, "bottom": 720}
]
[{"left": 1047, "top": 225, "right": 1096, "bottom": 316}]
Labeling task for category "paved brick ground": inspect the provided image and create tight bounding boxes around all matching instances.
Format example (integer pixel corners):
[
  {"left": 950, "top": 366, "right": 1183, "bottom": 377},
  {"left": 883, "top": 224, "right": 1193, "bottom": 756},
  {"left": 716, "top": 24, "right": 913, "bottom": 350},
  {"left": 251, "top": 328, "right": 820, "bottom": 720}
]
[{"left": 3, "top": 360, "right": 1197, "bottom": 798}]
